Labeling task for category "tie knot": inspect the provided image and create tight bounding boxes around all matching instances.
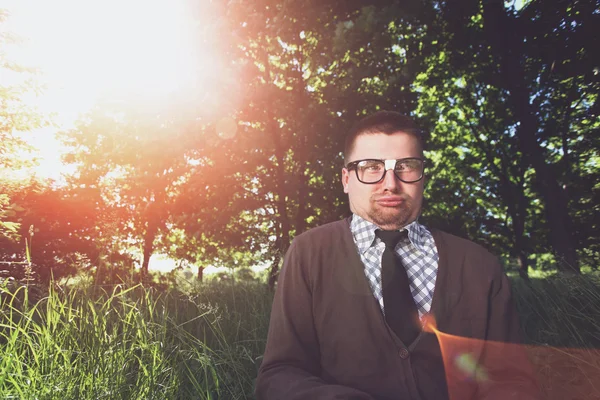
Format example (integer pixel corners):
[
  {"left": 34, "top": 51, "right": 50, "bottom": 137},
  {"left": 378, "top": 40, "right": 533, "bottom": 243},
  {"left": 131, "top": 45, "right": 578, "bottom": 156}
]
[{"left": 375, "top": 229, "right": 408, "bottom": 249}]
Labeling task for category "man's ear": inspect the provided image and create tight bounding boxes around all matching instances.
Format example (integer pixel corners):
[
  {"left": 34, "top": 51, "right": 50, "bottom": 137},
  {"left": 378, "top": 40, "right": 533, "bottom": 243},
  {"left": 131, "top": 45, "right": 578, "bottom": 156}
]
[{"left": 342, "top": 168, "right": 349, "bottom": 194}]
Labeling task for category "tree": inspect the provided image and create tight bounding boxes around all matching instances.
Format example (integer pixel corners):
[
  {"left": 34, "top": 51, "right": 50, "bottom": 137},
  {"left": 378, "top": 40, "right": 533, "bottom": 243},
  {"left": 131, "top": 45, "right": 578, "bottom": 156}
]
[
  {"left": 5, "top": 0, "right": 598, "bottom": 283},
  {"left": 414, "top": 0, "right": 599, "bottom": 273},
  {"left": 0, "top": 8, "right": 49, "bottom": 274},
  {"left": 217, "top": 0, "right": 436, "bottom": 286}
]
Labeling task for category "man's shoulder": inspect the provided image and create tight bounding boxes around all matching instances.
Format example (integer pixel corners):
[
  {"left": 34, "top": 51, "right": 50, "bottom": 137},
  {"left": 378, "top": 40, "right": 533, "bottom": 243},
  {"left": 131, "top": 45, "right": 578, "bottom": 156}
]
[
  {"left": 432, "top": 229, "right": 500, "bottom": 265},
  {"left": 284, "top": 219, "right": 353, "bottom": 269},
  {"left": 293, "top": 218, "right": 350, "bottom": 247},
  {"left": 432, "top": 230, "right": 506, "bottom": 286}
]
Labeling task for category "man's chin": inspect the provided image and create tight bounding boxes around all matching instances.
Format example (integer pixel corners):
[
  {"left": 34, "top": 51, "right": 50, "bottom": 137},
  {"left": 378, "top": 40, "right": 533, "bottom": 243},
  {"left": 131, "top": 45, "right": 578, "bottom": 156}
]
[{"left": 369, "top": 210, "right": 412, "bottom": 230}]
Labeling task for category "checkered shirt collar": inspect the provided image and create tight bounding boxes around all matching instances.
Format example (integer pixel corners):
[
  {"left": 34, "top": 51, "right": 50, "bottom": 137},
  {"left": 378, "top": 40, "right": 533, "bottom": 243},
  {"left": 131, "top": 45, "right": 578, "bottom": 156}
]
[{"left": 350, "top": 214, "right": 432, "bottom": 255}]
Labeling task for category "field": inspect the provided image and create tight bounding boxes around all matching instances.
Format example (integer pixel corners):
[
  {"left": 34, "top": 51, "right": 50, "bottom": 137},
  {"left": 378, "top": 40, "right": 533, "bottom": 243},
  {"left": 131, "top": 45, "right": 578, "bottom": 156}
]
[{"left": 1, "top": 273, "right": 599, "bottom": 400}]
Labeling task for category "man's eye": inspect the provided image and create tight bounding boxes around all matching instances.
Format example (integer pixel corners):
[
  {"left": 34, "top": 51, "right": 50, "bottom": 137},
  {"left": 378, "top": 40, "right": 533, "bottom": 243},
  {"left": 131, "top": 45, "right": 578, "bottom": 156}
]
[
  {"left": 361, "top": 163, "right": 382, "bottom": 171},
  {"left": 397, "top": 161, "right": 418, "bottom": 171}
]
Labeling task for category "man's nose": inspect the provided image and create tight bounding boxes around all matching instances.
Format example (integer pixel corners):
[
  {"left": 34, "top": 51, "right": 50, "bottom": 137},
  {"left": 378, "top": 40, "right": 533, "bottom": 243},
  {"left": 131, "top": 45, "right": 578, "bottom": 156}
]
[{"left": 381, "top": 168, "right": 401, "bottom": 190}]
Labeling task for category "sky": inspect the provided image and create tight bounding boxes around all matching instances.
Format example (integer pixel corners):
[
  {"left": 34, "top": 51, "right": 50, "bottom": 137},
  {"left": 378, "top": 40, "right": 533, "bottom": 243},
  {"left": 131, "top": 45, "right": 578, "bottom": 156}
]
[{"left": 1, "top": 0, "right": 209, "bottom": 181}]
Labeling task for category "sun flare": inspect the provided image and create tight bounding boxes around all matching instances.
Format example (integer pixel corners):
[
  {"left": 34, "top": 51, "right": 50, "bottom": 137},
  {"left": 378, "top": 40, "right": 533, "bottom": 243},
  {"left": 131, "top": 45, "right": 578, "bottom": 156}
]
[
  {"left": 3, "top": 0, "right": 227, "bottom": 180},
  {"left": 5, "top": 0, "right": 223, "bottom": 117}
]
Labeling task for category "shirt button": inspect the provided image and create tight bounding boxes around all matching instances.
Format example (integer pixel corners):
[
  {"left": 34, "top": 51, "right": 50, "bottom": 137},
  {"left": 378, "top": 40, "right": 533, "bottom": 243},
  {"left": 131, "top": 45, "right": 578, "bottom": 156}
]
[{"left": 398, "top": 348, "right": 410, "bottom": 359}]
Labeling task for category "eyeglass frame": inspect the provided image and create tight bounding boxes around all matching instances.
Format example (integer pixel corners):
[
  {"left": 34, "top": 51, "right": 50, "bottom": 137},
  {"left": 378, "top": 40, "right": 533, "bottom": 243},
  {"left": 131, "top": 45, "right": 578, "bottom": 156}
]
[{"left": 345, "top": 158, "right": 426, "bottom": 184}]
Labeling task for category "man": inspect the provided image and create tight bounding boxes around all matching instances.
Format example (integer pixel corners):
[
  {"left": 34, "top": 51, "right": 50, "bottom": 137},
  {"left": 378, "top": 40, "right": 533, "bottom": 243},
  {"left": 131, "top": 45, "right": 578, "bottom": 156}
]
[{"left": 256, "top": 111, "right": 539, "bottom": 400}]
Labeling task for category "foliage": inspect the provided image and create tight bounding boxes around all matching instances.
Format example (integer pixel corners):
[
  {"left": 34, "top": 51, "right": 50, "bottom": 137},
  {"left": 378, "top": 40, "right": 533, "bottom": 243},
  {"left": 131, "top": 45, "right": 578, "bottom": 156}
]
[
  {"left": 0, "top": 0, "right": 598, "bottom": 281},
  {"left": 410, "top": 0, "right": 600, "bottom": 274},
  {"left": 0, "top": 182, "right": 104, "bottom": 282},
  {"left": 0, "top": 9, "right": 48, "bottom": 245}
]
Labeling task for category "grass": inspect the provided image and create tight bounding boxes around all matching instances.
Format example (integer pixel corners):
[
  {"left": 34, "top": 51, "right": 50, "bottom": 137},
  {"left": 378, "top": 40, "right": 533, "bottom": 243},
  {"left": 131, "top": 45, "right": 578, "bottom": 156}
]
[
  {"left": 0, "top": 272, "right": 599, "bottom": 399},
  {"left": 0, "top": 281, "right": 272, "bottom": 400},
  {"left": 511, "top": 272, "right": 600, "bottom": 399},
  {"left": 513, "top": 272, "right": 600, "bottom": 347}
]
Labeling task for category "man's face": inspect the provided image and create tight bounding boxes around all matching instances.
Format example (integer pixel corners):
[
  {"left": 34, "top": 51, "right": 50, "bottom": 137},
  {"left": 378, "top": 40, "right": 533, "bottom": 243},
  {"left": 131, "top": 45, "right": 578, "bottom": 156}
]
[{"left": 342, "top": 131, "right": 424, "bottom": 230}]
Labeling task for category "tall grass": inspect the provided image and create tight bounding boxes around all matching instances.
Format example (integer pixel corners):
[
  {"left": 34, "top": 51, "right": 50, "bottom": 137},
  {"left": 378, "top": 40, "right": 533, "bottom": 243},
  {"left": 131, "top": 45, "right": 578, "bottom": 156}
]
[
  {"left": 0, "top": 273, "right": 598, "bottom": 399},
  {"left": 512, "top": 273, "right": 600, "bottom": 399},
  {"left": 512, "top": 273, "right": 600, "bottom": 347},
  {"left": 0, "top": 282, "right": 272, "bottom": 400}
]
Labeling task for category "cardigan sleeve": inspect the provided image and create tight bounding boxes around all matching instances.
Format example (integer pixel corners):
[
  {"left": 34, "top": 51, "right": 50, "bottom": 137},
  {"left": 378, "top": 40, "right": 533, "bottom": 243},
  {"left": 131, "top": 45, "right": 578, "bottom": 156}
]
[
  {"left": 475, "top": 264, "right": 542, "bottom": 400},
  {"left": 255, "top": 239, "right": 375, "bottom": 400}
]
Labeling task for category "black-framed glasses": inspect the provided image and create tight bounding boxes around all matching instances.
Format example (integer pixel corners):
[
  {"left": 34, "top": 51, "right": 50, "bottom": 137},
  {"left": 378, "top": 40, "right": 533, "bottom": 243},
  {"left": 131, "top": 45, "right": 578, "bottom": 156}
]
[{"left": 346, "top": 158, "right": 425, "bottom": 184}]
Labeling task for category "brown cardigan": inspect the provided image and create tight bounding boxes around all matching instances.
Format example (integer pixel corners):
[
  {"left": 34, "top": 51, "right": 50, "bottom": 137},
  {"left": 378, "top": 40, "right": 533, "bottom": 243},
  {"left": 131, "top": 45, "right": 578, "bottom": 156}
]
[{"left": 256, "top": 219, "right": 540, "bottom": 400}]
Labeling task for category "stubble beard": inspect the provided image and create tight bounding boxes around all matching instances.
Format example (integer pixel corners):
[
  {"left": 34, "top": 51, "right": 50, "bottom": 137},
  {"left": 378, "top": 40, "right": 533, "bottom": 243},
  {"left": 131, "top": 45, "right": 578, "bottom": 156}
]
[
  {"left": 367, "top": 199, "right": 414, "bottom": 230},
  {"left": 349, "top": 190, "right": 422, "bottom": 230},
  {"left": 367, "top": 192, "right": 418, "bottom": 230}
]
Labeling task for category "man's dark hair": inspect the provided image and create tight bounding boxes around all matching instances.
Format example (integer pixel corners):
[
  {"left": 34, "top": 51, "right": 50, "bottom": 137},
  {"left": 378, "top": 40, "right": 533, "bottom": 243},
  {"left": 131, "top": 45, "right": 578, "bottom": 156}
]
[{"left": 344, "top": 111, "right": 424, "bottom": 162}]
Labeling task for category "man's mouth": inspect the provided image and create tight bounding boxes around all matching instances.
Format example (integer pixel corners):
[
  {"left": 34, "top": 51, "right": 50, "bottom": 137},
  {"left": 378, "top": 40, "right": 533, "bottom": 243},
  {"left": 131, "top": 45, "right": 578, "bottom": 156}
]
[{"left": 375, "top": 196, "right": 404, "bottom": 207}]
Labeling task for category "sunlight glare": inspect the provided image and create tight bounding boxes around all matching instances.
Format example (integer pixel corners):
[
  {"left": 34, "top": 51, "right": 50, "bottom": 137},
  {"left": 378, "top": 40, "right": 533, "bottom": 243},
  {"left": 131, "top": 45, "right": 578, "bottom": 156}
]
[
  {"left": 3, "top": 0, "right": 224, "bottom": 181},
  {"left": 6, "top": 0, "right": 214, "bottom": 117}
]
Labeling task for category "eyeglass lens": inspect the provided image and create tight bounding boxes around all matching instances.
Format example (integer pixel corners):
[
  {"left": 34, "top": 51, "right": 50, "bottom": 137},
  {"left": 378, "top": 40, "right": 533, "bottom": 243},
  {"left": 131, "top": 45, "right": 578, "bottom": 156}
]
[{"left": 356, "top": 159, "right": 423, "bottom": 183}]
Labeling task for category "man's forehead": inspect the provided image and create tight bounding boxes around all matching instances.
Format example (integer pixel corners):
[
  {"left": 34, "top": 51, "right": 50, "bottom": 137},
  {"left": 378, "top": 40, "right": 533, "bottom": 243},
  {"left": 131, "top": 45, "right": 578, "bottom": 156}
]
[{"left": 347, "top": 131, "right": 421, "bottom": 160}]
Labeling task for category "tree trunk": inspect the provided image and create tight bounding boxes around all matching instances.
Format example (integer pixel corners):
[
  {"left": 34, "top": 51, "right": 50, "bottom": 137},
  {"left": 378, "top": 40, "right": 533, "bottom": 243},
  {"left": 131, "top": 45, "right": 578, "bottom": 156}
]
[
  {"left": 526, "top": 149, "right": 579, "bottom": 272},
  {"left": 263, "top": 82, "right": 291, "bottom": 288},
  {"left": 482, "top": 0, "right": 579, "bottom": 273},
  {"left": 295, "top": 164, "right": 309, "bottom": 235},
  {"left": 267, "top": 224, "right": 283, "bottom": 291},
  {"left": 140, "top": 222, "right": 156, "bottom": 278},
  {"left": 266, "top": 128, "right": 291, "bottom": 288},
  {"left": 140, "top": 191, "right": 166, "bottom": 278},
  {"left": 517, "top": 252, "right": 531, "bottom": 282},
  {"left": 94, "top": 251, "right": 106, "bottom": 285},
  {"left": 291, "top": 41, "right": 311, "bottom": 237},
  {"left": 268, "top": 252, "right": 282, "bottom": 290},
  {"left": 513, "top": 186, "right": 530, "bottom": 280},
  {"left": 197, "top": 266, "right": 204, "bottom": 282},
  {"left": 466, "top": 103, "right": 532, "bottom": 279}
]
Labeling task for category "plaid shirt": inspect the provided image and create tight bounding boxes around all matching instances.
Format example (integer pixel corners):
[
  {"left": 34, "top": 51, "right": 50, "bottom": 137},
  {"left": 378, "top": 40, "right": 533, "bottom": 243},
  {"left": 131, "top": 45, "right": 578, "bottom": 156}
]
[{"left": 350, "top": 214, "right": 439, "bottom": 318}]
